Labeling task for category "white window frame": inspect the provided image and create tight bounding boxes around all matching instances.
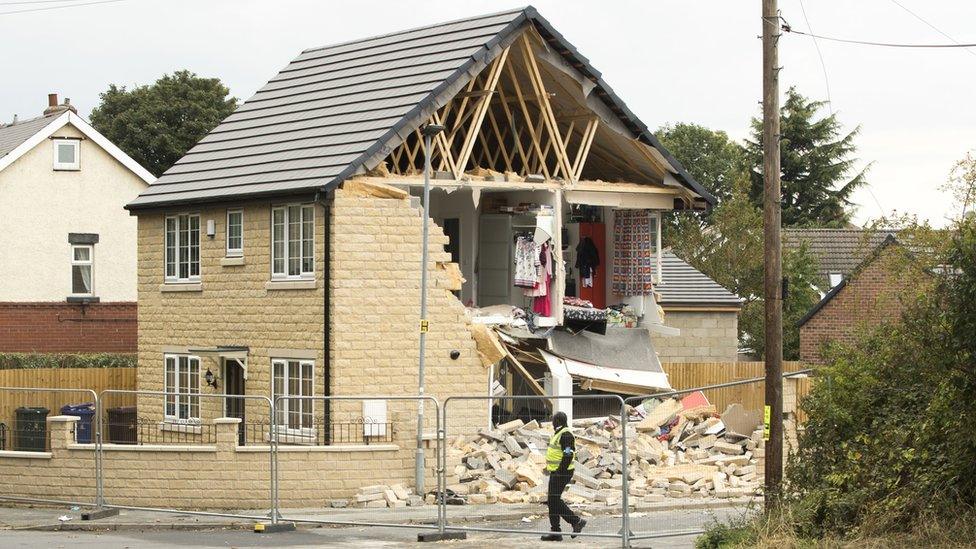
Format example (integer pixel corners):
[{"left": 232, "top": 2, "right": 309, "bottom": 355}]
[
  {"left": 164, "top": 214, "right": 201, "bottom": 283},
  {"left": 829, "top": 273, "right": 844, "bottom": 288},
  {"left": 271, "top": 358, "right": 314, "bottom": 437},
  {"left": 226, "top": 209, "right": 244, "bottom": 257},
  {"left": 163, "top": 354, "right": 201, "bottom": 423},
  {"left": 53, "top": 139, "right": 80, "bottom": 171},
  {"left": 271, "top": 204, "right": 314, "bottom": 280},
  {"left": 70, "top": 244, "right": 94, "bottom": 296}
]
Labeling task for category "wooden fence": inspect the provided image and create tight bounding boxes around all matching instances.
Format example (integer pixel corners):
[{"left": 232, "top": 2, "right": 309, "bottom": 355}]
[
  {"left": 661, "top": 361, "right": 813, "bottom": 422},
  {"left": 0, "top": 368, "right": 137, "bottom": 446}
]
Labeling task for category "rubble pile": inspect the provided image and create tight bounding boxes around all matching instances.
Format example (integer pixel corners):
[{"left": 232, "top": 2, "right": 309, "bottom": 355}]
[
  {"left": 444, "top": 395, "right": 765, "bottom": 506},
  {"left": 351, "top": 483, "right": 424, "bottom": 509}
]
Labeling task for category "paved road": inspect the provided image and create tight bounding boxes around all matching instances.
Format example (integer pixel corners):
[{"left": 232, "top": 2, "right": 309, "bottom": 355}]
[{"left": 0, "top": 507, "right": 752, "bottom": 548}]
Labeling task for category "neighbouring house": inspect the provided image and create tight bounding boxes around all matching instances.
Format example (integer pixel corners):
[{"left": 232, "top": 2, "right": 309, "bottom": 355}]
[
  {"left": 0, "top": 94, "right": 153, "bottom": 354},
  {"left": 797, "top": 234, "right": 925, "bottom": 363},
  {"left": 651, "top": 251, "right": 742, "bottom": 363},
  {"left": 784, "top": 228, "right": 895, "bottom": 294},
  {"left": 120, "top": 7, "right": 716, "bottom": 500}
]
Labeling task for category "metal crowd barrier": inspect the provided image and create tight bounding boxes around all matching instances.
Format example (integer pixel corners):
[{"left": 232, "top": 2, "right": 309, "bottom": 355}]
[{"left": 0, "top": 386, "right": 100, "bottom": 509}]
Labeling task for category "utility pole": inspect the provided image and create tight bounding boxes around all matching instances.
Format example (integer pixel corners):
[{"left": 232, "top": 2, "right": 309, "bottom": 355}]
[{"left": 762, "top": 0, "right": 784, "bottom": 510}]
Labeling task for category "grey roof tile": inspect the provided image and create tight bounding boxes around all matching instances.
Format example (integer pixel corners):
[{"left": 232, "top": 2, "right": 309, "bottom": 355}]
[
  {"left": 656, "top": 251, "right": 742, "bottom": 307},
  {"left": 129, "top": 7, "right": 713, "bottom": 210},
  {"left": 784, "top": 228, "right": 894, "bottom": 288},
  {"left": 0, "top": 114, "right": 59, "bottom": 159}
]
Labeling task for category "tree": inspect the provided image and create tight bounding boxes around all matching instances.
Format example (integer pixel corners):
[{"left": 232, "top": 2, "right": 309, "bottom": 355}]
[
  {"left": 668, "top": 178, "right": 819, "bottom": 359},
  {"left": 745, "top": 87, "right": 867, "bottom": 227},
  {"left": 657, "top": 123, "right": 747, "bottom": 206},
  {"left": 90, "top": 70, "right": 237, "bottom": 177}
]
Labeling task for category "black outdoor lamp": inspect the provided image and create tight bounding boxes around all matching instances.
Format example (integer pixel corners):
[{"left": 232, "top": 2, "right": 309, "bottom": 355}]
[{"left": 204, "top": 368, "right": 218, "bottom": 389}]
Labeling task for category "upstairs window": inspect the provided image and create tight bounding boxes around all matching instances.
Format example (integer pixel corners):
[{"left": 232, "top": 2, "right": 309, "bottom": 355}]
[
  {"left": 53, "top": 139, "right": 80, "bottom": 170},
  {"left": 226, "top": 210, "right": 243, "bottom": 257},
  {"left": 165, "top": 214, "right": 200, "bottom": 282},
  {"left": 70, "top": 245, "right": 93, "bottom": 295},
  {"left": 271, "top": 204, "right": 314, "bottom": 279}
]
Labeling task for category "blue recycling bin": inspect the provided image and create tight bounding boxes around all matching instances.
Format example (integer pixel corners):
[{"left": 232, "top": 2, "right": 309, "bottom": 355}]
[{"left": 60, "top": 403, "right": 95, "bottom": 443}]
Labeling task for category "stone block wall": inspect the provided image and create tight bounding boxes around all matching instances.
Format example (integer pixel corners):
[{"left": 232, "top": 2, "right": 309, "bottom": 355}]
[
  {"left": 651, "top": 310, "right": 739, "bottom": 363},
  {"left": 0, "top": 415, "right": 439, "bottom": 509},
  {"left": 329, "top": 188, "right": 486, "bottom": 435},
  {"left": 134, "top": 188, "right": 488, "bottom": 450},
  {"left": 135, "top": 200, "right": 326, "bottom": 425}
]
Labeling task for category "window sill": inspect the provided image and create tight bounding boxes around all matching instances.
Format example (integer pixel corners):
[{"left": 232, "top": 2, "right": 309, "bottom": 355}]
[
  {"left": 265, "top": 279, "right": 316, "bottom": 291},
  {"left": 160, "top": 282, "right": 203, "bottom": 293},
  {"left": 221, "top": 256, "right": 245, "bottom": 267},
  {"left": 159, "top": 421, "right": 202, "bottom": 435},
  {"left": 66, "top": 296, "right": 99, "bottom": 304},
  {"left": 53, "top": 167, "right": 80, "bottom": 172}
]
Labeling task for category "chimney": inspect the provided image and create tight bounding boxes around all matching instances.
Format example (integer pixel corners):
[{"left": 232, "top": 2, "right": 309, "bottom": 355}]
[{"left": 43, "top": 93, "right": 77, "bottom": 116}]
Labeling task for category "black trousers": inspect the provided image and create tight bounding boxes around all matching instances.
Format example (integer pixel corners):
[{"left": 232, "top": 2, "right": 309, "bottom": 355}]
[{"left": 547, "top": 470, "right": 580, "bottom": 531}]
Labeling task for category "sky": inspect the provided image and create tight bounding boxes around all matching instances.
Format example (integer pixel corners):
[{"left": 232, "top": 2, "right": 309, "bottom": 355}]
[{"left": 2, "top": 0, "right": 974, "bottom": 227}]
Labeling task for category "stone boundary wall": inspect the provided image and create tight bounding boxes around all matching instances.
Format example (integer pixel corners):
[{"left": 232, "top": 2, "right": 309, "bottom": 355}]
[{"left": 0, "top": 415, "right": 444, "bottom": 509}]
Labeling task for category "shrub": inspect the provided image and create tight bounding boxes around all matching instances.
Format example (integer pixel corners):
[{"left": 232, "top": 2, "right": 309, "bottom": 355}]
[
  {"left": 0, "top": 353, "right": 136, "bottom": 370},
  {"left": 784, "top": 220, "right": 976, "bottom": 537}
]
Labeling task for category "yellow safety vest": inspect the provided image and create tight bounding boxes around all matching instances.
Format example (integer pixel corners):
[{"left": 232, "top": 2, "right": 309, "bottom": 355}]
[{"left": 546, "top": 427, "right": 575, "bottom": 472}]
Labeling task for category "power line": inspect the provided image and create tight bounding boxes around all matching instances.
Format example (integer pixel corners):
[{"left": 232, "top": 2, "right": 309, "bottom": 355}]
[
  {"left": 0, "top": 0, "right": 124, "bottom": 15},
  {"left": 782, "top": 23, "right": 976, "bottom": 48},
  {"left": 0, "top": 0, "right": 96, "bottom": 5},
  {"left": 888, "top": 0, "right": 976, "bottom": 59},
  {"left": 796, "top": 0, "right": 832, "bottom": 114}
]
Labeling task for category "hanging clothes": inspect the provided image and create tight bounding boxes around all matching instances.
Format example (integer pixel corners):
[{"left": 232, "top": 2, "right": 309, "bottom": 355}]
[
  {"left": 532, "top": 243, "right": 553, "bottom": 316},
  {"left": 575, "top": 236, "right": 600, "bottom": 288},
  {"left": 514, "top": 235, "right": 539, "bottom": 288},
  {"left": 611, "top": 209, "right": 656, "bottom": 296},
  {"left": 525, "top": 242, "right": 552, "bottom": 298}
]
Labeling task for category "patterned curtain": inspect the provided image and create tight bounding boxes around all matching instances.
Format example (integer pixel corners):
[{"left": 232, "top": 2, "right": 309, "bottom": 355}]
[{"left": 611, "top": 209, "right": 656, "bottom": 296}]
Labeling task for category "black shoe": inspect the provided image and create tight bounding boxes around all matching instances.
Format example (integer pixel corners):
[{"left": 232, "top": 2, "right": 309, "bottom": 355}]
[
  {"left": 571, "top": 519, "right": 587, "bottom": 539},
  {"left": 541, "top": 533, "right": 564, "bottom": 541}
]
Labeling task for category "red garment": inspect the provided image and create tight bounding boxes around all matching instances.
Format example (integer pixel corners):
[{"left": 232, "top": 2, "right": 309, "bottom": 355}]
[{"left": 533, "top": 270, "right": 552, "bottom": 316}]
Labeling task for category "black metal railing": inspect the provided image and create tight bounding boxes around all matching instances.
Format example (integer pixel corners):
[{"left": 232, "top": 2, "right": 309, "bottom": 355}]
[
  {"left": 0, "top": 423, "right": 50, "bottom": 452},
  {"left": 101, "top": 416, "right": 216, "bottom": 445},
  {"left": 238, "top": 419, "right": 395, "bottom": 446}
]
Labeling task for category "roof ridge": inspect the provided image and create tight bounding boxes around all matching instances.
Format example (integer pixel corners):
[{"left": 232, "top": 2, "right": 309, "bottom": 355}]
[
  {"left": 300, "top": 6, "right": 530, "bottom": 55},
  {"left": 0, "top": 112, "right": 57, "bottom": 130}
]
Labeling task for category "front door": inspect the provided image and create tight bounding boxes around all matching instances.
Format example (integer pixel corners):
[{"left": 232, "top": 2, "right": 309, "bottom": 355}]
[{"left": 223, "top": 359, "right": 245, "bottom": 445}]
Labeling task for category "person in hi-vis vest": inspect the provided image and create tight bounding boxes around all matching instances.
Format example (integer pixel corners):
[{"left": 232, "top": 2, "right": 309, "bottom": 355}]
[{"left": 541, "top": 411, "right": 586, "bottom": 541}]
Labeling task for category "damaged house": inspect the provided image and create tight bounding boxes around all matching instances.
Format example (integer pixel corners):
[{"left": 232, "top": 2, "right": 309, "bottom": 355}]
[{"left": 124, "top": 5, "right": 717, "bottom": 478}]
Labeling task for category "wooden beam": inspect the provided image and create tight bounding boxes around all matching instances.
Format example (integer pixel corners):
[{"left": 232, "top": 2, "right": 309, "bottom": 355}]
[
  {"left": 455, "top": 47, "right": 510, "bottom": 174},
  {"left": 505, "top": 61, "right": 550, "bottom": 180},
  {"left": 572, "top": 118, "right": 599, "bottom": 180},
  {"left": 504, "top": 348, "right": 546, "bottom": 397},
  {"left": 520, "top": 34, "right": 574, "bottom": 180}
]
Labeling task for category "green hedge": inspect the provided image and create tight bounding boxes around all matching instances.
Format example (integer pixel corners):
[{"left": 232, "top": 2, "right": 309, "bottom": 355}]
[{"left": 0, "top": 353, "right": 137, "bottom": 370}]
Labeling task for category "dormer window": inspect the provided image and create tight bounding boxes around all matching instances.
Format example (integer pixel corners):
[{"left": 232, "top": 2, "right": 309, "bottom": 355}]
[{"left": 53, "top": 139, "right": 80, "bottom": 170}]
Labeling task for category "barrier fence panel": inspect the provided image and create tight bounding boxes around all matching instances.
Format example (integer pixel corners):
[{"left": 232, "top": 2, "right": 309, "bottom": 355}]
[
  {"left": 0, "top": 386, "right": 99, "bottom": 508},
  {"left": 97, "top": 389, "right": 276, "bottom": 522},
  {"left": 442, "top": 395, "right": 628, "bottom": 543},
  {"left": 621, "top": 370, "right": 812, "bottom": 541},
  {"left": 274, "top": 395, "right": 444, "bottom": 532}
]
